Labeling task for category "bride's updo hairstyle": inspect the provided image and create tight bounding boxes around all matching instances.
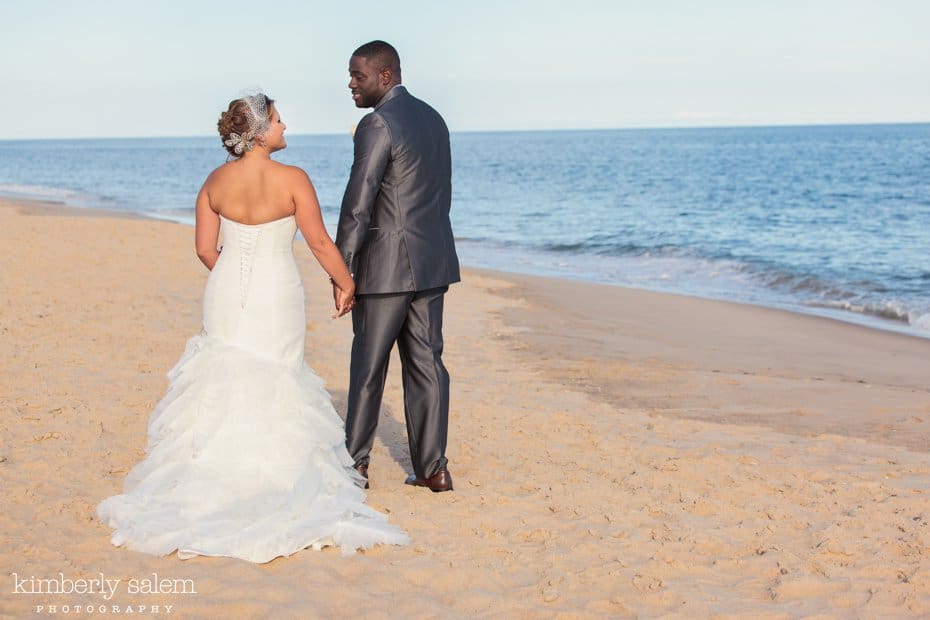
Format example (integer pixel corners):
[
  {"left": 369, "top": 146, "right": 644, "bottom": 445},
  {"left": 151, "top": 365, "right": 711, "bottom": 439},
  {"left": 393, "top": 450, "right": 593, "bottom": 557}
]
[{"left": 217, "top": 93, "right": 275, "bottom": 158}]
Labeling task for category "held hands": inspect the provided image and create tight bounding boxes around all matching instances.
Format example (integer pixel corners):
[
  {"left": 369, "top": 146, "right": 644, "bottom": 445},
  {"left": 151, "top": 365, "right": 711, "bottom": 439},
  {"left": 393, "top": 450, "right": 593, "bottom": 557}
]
[{"left": 331, "top": 282, "right": 356, "bottom": 319}]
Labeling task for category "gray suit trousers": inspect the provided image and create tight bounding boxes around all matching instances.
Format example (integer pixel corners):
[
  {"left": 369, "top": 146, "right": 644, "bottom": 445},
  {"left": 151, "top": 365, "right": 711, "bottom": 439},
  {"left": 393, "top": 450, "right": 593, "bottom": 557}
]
[{"left": 344, "top": 286, "right": 450, "bottom": 480}]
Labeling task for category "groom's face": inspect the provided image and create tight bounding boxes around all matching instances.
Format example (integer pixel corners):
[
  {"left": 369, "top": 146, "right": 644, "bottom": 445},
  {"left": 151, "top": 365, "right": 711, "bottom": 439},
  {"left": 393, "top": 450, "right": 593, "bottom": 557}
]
[{"left": 348, "top": 55, "right": 389, "bottom": 109}]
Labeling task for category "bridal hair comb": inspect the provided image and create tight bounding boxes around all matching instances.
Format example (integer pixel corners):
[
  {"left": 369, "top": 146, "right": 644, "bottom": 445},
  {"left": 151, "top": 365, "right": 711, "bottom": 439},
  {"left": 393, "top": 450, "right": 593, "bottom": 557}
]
[{"left": 224, "top": 131, "right": 254, "bottom": 155}]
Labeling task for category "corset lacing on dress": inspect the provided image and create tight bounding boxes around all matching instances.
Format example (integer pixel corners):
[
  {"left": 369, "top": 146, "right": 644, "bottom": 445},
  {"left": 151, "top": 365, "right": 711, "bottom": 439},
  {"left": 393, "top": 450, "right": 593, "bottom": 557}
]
[{"left": 237, "top": 225, "right": 262, "bottom": 309}]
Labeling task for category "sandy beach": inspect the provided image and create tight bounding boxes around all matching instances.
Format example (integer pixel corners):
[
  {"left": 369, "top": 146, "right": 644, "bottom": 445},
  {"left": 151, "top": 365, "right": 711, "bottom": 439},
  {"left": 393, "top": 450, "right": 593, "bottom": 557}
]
[{"left": 2, "top": 197, "right": 929, "bottom": 618}]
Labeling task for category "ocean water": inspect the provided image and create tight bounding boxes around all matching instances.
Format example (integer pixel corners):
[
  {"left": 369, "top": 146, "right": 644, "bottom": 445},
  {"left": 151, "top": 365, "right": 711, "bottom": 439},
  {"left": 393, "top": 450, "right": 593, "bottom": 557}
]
[{"left": 1, "top": 124, "right": 929, "bottom": 337}]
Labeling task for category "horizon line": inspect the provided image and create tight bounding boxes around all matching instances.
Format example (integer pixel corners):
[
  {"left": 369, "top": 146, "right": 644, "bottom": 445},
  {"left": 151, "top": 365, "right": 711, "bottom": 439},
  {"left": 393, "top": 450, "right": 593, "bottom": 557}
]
[{"left": 2, "top": 119, "right": 929, "bottom": 142}]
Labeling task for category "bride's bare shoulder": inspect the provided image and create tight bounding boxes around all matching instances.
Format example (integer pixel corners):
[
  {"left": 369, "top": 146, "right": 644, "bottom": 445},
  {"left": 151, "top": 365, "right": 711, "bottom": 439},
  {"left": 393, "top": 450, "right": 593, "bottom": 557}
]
[
  {"left": 271, "top": 162, "right": 315, "bottom": 188},
  {"left": 202, "top": 162, "right": 237, "bottom": 186}
]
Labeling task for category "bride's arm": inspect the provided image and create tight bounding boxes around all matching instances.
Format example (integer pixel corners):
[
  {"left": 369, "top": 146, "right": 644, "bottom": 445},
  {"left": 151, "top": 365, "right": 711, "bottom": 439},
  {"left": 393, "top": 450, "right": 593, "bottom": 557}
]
[
  {"left": 292, "top": 168, "right": 355, "bottom": 293},
  {"left": 194, "top": 183, "right": 221, "bottom": 270}
]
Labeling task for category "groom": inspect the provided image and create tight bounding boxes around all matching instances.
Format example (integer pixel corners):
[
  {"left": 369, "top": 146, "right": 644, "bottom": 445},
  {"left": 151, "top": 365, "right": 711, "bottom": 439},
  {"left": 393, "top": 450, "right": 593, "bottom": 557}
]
[{"left": 335, "top": 40, "right": 460, "bottom": 492}]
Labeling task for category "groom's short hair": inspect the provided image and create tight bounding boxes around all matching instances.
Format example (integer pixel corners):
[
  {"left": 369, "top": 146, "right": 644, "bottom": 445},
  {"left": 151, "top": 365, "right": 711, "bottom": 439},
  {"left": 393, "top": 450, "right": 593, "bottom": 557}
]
[{"left": 353, "top": 40, "right": 401, "bottom": 77}]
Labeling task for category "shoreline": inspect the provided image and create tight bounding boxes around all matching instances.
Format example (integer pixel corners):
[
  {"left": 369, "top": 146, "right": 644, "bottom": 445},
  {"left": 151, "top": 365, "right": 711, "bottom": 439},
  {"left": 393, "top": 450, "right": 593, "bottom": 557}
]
[
  {"left": 3, "top": 196, "right": 154, "bottom": 220},
  {"left": 2, "top": 197, "right": 929, "bottom": 615},
  {"left": 7, "top": 194, "right": 929, "bottom": 342},
  {"left": 7, "top": 193, "right": 926, "bottom": 457},
  {"left": 476, "top": 267, "right": 930, "bottom": 453}
]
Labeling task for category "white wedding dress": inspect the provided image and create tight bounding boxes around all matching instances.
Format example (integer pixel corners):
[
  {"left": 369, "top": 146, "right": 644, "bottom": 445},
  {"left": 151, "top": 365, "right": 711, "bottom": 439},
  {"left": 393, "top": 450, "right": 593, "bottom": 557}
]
[{"left": 97, "top": 214, "right": 409, "bottom": 562}]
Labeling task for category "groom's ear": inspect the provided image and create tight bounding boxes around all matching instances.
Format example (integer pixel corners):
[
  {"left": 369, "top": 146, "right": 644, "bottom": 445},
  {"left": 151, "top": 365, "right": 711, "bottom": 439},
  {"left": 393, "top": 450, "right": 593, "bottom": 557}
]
[{"left": 379, "top": 67, "right": 393, "bottom": 85}]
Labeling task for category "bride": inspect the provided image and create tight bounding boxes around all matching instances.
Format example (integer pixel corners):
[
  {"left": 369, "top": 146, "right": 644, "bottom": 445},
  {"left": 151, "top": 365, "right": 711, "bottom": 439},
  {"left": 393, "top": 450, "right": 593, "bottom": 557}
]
[{"left": 97, "top": 92, "right": 409, "bottom": 562}]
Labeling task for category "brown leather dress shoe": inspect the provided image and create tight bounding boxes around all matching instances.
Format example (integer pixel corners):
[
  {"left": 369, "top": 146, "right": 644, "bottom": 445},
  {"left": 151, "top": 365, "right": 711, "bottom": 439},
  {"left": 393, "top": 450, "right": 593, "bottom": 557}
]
[
  {"left": 354, "top": 463, "right": 369, "bottom": 489},
  {"left": 404, "top": 468, "right": 453, "bottom": 492}
]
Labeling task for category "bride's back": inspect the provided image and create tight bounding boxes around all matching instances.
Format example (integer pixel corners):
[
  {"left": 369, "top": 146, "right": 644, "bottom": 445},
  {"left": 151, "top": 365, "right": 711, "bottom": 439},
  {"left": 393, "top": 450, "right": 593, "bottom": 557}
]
[{"left": 207, "top": 159, "right": 294, "bottom": 225}]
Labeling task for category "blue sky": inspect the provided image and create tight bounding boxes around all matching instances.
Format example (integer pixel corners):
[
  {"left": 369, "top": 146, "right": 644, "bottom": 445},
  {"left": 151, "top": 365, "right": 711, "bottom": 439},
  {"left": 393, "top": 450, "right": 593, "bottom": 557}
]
[{"left": 2, "top": 0, "right": 929, "bottom": 139}]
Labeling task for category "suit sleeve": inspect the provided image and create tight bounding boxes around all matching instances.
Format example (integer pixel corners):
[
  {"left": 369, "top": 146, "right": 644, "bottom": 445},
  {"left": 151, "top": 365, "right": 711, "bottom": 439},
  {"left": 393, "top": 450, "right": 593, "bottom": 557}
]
[{"left": 335, "top": 113, "right": 391, "bottom": 275}]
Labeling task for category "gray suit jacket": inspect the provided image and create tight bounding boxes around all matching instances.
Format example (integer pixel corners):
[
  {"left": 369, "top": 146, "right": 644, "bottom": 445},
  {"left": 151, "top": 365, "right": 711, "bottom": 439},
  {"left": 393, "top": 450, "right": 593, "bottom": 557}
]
[{"left": 336, "top": 85, "right": 461, "bottom": 295}]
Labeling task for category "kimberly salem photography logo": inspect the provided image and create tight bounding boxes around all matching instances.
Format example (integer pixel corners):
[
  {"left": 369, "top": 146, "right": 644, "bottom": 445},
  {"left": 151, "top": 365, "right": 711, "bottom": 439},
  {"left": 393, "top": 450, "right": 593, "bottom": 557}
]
[{"left": 11, "top": 572, "right": 195, "bottom": 615}]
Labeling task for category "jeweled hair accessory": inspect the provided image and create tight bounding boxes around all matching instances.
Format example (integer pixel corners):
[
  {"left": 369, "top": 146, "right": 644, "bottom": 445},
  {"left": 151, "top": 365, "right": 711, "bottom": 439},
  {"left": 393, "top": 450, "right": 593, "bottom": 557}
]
[{"left": 224, "top": 131, "right": 254, "bottom": 155}]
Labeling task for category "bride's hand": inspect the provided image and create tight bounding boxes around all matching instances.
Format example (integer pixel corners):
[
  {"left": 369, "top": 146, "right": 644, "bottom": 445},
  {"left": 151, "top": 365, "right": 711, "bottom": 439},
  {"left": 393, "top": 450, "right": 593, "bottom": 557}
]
[{"left": 332, "top": 285, "right": 356, "bottom": 319}]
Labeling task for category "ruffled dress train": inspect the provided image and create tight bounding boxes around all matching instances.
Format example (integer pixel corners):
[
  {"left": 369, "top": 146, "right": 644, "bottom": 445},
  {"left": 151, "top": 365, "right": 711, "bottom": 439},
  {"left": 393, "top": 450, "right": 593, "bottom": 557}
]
[{"left": 97, "top": 215, "right": 408, "bottom": 562}]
